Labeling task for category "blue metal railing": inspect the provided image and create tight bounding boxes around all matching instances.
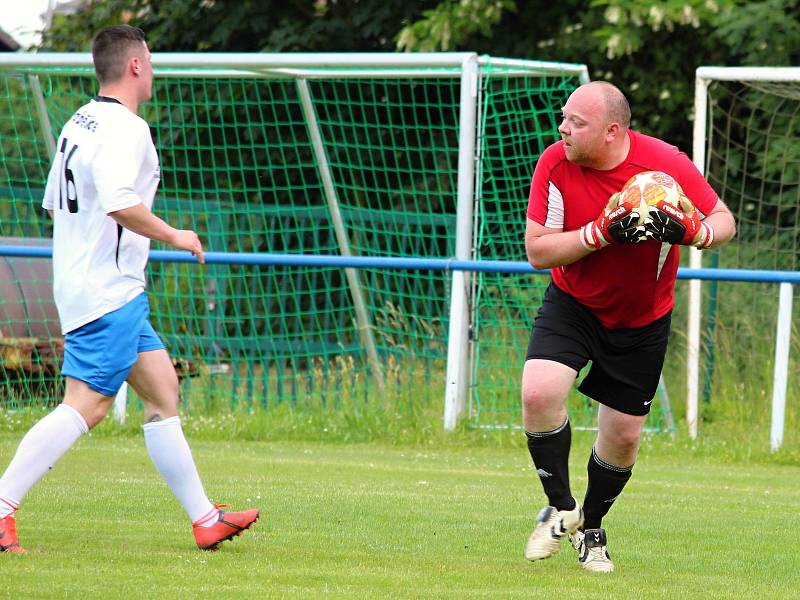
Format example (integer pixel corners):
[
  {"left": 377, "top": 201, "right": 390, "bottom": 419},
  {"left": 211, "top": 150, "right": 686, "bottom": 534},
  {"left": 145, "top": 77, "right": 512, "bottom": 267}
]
[{"left": 1, "top": 246, "right": 799, "bottom": 283}]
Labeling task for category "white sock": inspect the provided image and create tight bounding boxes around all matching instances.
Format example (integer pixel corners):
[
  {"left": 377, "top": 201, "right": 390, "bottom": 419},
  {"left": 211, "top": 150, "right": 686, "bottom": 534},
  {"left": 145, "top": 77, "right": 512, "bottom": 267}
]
[
  {"left": 0, "top": 404, "right": 89, "bottom": 518},
  {"left": 143, "top": 416, "right": 217, "bottom": 526}
]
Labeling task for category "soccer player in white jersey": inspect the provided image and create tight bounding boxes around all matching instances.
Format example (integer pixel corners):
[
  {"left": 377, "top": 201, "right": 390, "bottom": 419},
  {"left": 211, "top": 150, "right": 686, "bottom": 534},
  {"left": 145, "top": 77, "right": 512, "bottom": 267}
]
[{"left": 0, "top": 25, "right": 259, "bottom": 553}]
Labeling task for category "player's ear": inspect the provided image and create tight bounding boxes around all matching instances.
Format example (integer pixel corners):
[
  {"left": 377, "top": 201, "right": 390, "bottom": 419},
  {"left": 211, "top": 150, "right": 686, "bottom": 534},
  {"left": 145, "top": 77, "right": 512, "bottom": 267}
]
[
  {"left": 130, "top": 56, "right": 141, "bottom": 77},
  {"left": 605, "top": 121, "right": 620, "bottom": 142}
]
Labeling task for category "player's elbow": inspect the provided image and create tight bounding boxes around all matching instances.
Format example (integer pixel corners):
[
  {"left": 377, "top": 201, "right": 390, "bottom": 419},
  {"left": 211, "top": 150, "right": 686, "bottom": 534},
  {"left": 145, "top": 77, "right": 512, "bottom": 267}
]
[
  {"left": 529, "top": 255, "right": 551, "bottom": 271},
  {"left": 525, "top": 224, "right": 562, "bottom": 270},
  {"left": 525, "top": 238, "right": 546, "bottom": 270},
  {"left": 527, "top": 242, "right": 559, "bottom": 270},
  {"left": 713, "top": 211, "right": 737, "bottom": 246},
  {"left": 526, "top": 246, "right": 546, "bottom": 270},
  {"left": 728, "top": 213, "right": 737, "bottom": 240}
]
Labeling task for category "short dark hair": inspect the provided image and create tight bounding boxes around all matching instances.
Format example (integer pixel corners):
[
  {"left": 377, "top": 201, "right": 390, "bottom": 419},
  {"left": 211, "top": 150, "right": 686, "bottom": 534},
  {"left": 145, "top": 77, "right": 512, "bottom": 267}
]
[{"left": 91, "top": 25, "right": 146, "bottom": 84}]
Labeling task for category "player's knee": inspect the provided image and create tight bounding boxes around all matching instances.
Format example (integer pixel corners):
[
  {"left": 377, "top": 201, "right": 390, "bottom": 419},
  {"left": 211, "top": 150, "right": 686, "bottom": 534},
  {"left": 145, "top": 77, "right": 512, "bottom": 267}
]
[
  {"left": 162, "top": 377, "right": 179, "bottom": 402},
  {"left": 521, "top": 385, "right": 561, "bottom": 415},
  {"left": 141, "top": 387, "right": 180, "bottom": 416},
  {"left": 608, "top": 429, "right": 641, "bottom": 456}
]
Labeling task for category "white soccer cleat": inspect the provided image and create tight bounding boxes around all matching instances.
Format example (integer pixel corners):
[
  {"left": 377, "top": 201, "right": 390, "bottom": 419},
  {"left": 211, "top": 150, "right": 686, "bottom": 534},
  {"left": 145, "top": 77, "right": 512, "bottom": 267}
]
[
  {"left": 569, "top": 527, "right": 615, "bottom": 572},
  {"left": 524, "top": 500, "right": 583, "bottom": 561}
]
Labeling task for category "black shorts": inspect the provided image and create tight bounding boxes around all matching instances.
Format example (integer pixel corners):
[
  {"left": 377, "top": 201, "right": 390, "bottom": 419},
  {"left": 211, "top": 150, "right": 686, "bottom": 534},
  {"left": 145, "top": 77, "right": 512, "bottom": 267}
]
[{"left": 525, "top": 282, "right": 671, "bottom": 416}]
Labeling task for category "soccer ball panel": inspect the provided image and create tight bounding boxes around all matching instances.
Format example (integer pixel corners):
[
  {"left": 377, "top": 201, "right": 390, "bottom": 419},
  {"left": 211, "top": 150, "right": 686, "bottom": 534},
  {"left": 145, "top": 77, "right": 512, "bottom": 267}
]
[{"left": 617, "top": 170, "right": 685, "bottom": 225}]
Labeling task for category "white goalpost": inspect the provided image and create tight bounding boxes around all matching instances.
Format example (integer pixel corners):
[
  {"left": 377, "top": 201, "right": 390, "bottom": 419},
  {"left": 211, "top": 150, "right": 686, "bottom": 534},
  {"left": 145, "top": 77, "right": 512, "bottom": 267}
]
[
  {"left": 690, "top": 66, "right": 800, "bottom": 449},
  {"left": 0, "top": 52, "right": 589, "bottom": 430}
]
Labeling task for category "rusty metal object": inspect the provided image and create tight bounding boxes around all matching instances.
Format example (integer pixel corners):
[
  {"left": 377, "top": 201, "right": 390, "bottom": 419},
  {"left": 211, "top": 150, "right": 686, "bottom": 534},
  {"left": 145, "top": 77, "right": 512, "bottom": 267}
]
[
  {"left": 1, "top": 239, "right": 198, "bottom": 395},
  {"left": 0, "top": 337, "right": 63, "bottom": 373}
]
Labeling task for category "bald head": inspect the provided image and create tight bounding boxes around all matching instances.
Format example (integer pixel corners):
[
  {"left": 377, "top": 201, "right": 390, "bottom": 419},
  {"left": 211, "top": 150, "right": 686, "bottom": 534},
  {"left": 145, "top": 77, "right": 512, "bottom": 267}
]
[
  {"left": 558, "top": 81, "right": 632, "bottom": 169},
  {"left": 576, "top": 81, "right": 631, "bottom": 129}
]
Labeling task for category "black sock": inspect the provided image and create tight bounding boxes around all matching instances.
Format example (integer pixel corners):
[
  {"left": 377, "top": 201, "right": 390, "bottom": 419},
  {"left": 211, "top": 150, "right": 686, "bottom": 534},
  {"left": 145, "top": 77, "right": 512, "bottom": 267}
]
[
  {"left": 525, "top": 417, "right": 574, "bottom": 511},
  {"left": 582, "top": 446, "right": 632, "bottom": 530}
]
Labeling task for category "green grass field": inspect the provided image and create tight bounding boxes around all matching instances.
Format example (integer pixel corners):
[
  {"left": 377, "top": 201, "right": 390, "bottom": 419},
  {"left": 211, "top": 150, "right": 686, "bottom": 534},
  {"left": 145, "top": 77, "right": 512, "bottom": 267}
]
[{"left": 2, "top": 428, "right": 799, "bottom": 599}]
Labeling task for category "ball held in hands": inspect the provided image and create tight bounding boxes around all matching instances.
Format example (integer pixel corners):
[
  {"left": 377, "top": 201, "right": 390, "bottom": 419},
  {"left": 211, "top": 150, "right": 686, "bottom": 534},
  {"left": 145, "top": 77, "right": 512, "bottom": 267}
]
[
  {"left": 578, "top": 171, "right": 714, "bottom": 251},
  {"left": 614, "top": 170, "right": 714, "bottom": 248}
]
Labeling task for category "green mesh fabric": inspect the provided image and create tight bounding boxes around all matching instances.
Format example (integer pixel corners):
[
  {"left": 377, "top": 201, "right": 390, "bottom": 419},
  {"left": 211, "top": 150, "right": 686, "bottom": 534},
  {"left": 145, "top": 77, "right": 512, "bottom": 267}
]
[
  {"left": 705, "top": 80, "right": 800, "bottom": 272},
  {"left": 471, "top": 72, "right": 573, "bottom": 426},
  {"left": 0, "top": 72, "right": 62, "bottom": 405},
  {"left": 0, "top": 59, "right": 647, "bottom": 430},
  {"left": 698, "top": 78, "right": 800, "bottom": 414}
]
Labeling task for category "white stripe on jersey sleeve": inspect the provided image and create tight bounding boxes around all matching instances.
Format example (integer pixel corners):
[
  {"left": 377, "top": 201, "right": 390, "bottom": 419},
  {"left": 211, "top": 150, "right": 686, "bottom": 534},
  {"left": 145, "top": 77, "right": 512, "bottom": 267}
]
[{"left": 544, "top": 181, "right": 565, "bottom": 229}]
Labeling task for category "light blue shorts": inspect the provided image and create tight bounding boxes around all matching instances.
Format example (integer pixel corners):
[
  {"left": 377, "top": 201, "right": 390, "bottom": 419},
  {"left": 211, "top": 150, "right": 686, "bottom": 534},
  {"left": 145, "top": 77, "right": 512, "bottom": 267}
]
[{"left": 61, "top": 293, "right": 165, "bottom": 397}]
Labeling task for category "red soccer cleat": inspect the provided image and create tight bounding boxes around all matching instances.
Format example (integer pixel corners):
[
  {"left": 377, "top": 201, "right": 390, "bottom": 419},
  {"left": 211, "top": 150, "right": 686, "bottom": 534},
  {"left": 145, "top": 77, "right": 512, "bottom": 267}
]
[
  {"left": 193, "top": 506, "right": 260, "bottom": 551},
  {"left": 0, "top": 514, "right": 26, "bottom": 554}
]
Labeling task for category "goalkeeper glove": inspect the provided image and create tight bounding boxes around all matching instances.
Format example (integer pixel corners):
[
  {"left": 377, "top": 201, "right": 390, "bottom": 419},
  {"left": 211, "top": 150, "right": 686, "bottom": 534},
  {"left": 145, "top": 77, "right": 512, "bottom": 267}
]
[
  {"left": 579, "top": 193, "right": 646, "bottom": 250},
  {"left": 645, "top": 194, "right": 714, "bottom": 248}
]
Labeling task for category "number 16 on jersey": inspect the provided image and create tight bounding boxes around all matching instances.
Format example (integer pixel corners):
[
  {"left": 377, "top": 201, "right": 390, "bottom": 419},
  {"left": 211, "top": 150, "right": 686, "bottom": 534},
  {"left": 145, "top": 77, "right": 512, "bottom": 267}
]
[{"left": 58, "top": 137, "right": 79, "bottom": 213}]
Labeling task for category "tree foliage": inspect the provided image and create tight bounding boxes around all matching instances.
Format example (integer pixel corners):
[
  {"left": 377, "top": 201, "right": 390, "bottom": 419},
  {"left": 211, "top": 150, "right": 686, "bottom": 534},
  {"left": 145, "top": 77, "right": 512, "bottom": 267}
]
[
  {"left": 41, "top": 0, "right": 439, "bottom": 52},
  {"left": 395, "top": 0, "right": 516, "bottom": 51},
  {"left": 40, "top": 0, "right": 799, "bottom": 158},
  {"left": 712, "top": 0, "right": 800, "bottom": 64},
  {"left": 397, "top": 0, "right": 728, "bottom": 150},
  {"left": 396, "top": 0, "right": 799, "bottom": 153}
]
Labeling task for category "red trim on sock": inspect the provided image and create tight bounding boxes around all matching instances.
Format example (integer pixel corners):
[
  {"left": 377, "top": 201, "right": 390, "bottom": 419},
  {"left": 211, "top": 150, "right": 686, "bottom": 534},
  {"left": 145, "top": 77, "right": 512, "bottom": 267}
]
[
  {"left": 0, "top": 497, "right": 18, "bottom": 512},
  {"left": 192, "top": 506, "right": 219, "bottom": 527}
]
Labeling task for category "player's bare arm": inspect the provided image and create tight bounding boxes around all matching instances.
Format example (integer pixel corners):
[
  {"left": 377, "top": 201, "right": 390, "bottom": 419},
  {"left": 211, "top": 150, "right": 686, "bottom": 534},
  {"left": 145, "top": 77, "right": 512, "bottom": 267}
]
[
  {"left": 699, "top": 199, "right": 736, "bottom": 249},
  {"left": 525, "top": 191, "right": 645, "bottom": 269},
  {"left": 525, "top": 218, "right": 592, "bottom": 270},
  {"left": 109, "top": 203, "right": 205, "bottom": 263}
]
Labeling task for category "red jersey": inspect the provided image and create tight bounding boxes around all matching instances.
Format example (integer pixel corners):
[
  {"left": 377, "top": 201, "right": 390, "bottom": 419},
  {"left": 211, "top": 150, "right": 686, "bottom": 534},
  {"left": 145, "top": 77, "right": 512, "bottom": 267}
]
[{"left": 527, "top": 130, "right": 719, "bottom": 329}]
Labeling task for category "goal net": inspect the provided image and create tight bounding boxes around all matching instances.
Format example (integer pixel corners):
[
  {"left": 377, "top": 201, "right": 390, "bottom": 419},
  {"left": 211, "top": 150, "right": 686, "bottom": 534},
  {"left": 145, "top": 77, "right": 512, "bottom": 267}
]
[
  {"left": 0, "top": 53, "right": 669, "bottom": 431},
  {"left": 691, "top": 67, "right": 800, "bottom": 443}
]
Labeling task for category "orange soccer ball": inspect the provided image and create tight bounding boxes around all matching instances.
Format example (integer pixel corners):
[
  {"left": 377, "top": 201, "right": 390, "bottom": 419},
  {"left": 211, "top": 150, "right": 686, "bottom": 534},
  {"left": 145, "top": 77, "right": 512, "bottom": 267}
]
[{"left": 617, "top": 170, "right": 685, "bottom": 225}]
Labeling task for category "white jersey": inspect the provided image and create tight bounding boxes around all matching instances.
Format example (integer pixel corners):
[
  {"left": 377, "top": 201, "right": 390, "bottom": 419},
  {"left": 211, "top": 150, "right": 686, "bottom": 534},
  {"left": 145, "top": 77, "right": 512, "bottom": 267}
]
[{"left": 42, "top": 97, "right": 160, "bottom": 334}]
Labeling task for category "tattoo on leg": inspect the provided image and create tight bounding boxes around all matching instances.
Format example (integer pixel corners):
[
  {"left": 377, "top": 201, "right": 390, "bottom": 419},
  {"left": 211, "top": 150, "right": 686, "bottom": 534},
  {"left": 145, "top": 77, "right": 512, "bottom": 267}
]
[{"left": 146, "top": 414, "right": 163, "bottom": 423}]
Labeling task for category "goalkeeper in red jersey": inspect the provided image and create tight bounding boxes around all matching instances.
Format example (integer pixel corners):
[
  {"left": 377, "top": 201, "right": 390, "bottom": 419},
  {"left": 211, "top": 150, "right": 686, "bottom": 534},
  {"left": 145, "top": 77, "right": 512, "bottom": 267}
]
[{"left": 521, "top": 81, "right": 736, "bottom": 572}]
